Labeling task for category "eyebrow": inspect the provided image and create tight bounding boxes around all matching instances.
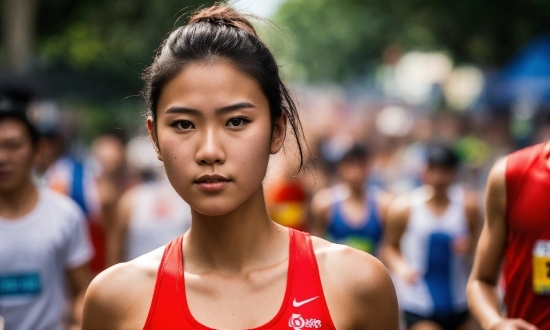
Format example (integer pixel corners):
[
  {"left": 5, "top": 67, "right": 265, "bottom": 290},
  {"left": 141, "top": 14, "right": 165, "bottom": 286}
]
[{"left": 164, "top": 102, "right": 256, "bottom": 115}]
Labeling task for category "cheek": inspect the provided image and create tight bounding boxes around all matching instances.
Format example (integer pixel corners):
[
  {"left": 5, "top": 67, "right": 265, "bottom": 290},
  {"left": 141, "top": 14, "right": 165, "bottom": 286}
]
[
  {"left": 157, "top": 135, "right": 193, "bottom": 174},
  {"left": 231, "top": 129, "right": 272, "bottom": 181}
]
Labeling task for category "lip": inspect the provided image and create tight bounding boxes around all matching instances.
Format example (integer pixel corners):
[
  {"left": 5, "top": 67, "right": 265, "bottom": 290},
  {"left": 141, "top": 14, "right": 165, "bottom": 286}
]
[
  {"left": 194, "top": 174, "right": 231, "bottom": 192},
  {"left": 0, "top": 170, "right": 13, "bottom": 179}
]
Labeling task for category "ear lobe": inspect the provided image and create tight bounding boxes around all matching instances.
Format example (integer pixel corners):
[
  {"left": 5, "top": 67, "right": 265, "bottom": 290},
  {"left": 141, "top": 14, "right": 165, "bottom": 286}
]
[
  {"left": 270, "top": 114, "right": 287, "bottom": 154},
  {"left": 146, "top": 118, "right": 163, "bottom": 161}
]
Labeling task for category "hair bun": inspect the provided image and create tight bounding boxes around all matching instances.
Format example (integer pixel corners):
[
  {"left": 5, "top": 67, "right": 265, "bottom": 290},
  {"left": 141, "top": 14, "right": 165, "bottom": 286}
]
[{"left": 190, "top": 5, "right": 257, "bottom": 36}]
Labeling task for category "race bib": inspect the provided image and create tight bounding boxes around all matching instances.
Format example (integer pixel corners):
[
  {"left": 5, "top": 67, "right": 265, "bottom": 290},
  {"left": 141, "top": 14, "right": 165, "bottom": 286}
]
[
  {"left": 533, "top": 240, "right": 550, "bottom": 295},
  {"left": 0, "top": 272, "right": 41, "bottom": 297}
]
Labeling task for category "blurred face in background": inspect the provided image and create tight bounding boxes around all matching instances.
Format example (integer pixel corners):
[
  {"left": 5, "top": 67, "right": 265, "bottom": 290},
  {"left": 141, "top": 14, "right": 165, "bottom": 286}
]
[
  {"left": 92, "top": 135, "right": 125, "bottom": 176},
  {"left": 337, "top": 156, "right": 370, "bottom": 190},
  {"left": 422, "top": 164, "right": 457, "bottom": 192},
  {"left": 0, "top": 119, "right": 37, "bottom": 193}
]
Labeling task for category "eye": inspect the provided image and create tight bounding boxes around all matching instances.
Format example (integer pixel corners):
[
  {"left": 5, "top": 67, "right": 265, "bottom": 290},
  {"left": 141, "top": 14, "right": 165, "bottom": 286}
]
[
  {"left": 227, "top": 117, "right": 250, "bottom": 128},
  {"left": 172, "top": 120, "right": 195, "bottom": 131}
]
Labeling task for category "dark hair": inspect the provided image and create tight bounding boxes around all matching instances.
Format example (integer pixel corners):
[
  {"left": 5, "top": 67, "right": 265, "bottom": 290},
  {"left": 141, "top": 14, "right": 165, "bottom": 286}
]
[
  {"left": 0, "top": 87, "right": 39, "bottom": 145},
  {"left": 143, "top": 5, "right": 306, "bottom": 171},
  {"left": 425, "top": 142, "right": 459, "bottom": 168},
  {"left": 337, "top": 143, "right": 370, "bottom": 164}
]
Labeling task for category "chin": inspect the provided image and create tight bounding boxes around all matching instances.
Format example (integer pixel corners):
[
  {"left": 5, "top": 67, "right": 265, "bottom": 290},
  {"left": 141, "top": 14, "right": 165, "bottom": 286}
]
[{"left": 189, "top": 200, "right": 240, "bottom": 217}]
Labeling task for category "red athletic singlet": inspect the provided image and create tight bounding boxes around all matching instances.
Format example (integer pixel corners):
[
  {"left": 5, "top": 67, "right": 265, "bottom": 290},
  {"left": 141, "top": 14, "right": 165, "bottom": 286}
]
[
  {"left": 504, "top": 142, "right": 550, "bottom": 327},
  {"left": 143, "top": 228, "right": 336, "bottom": 330}
]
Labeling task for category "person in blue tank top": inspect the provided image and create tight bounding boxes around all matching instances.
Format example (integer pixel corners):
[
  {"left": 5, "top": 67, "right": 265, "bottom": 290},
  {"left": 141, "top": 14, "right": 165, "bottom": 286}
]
[
  {"left": 381, "top": 143, "right": 481, "bottom": 330},
  {"left": 311, "top": 143, "right": 393, "bottom": 256}
]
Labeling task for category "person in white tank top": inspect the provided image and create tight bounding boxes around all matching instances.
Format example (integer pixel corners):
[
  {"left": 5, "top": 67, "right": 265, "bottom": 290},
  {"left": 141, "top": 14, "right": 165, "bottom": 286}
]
[
  {"left": 106, "top": 137, "right": 191, "bottom": 265},
  {"left": 381, "top": 143, "right": 481, "bottom": 330}
]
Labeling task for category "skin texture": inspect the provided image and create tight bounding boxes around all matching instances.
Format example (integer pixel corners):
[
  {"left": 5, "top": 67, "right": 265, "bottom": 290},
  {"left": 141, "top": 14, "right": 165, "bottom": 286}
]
[
  {"left": 310, "top": 157, "right": 394, "bottom": 241},
  {"left": 82, "top": 60, "right": 398, "bottom": 329},
  {"left": 0, "top": 119, "right": 91, "bottom": 327},
  {"left": 466, "top": 150, "right": 547, "bottom": 330},
  {"left": 381, "top": 165, "right": 481, "bottom": 330}
]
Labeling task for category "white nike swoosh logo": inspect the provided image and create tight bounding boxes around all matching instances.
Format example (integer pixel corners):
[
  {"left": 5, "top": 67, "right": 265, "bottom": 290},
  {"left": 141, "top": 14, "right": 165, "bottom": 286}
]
[{"left": 292, "top": 296, "right": 319, "bottom": 307}]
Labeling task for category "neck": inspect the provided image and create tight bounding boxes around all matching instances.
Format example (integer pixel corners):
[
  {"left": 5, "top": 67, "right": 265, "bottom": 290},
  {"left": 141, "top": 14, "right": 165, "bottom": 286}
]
[
  {"left": 346, "top": 184, "right": 366, "bottom": 200},
  {"left": 425, "top": 185, "right": 450, "bottom": 204},
  {"left": 184, "top": 186, "right": 287, "bottom": 273},
  {"left": 0, "top": 180, "right": 39, "bottom": 219}
]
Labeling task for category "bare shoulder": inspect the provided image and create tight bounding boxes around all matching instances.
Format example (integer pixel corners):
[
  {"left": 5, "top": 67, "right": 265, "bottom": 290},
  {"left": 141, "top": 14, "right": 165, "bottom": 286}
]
[
  {"left": 487, "top": 157, "right": 507, "bottom": 191},
  {"left": 375, "top": 189, "right": 395, "bottom": 223},
  {"left": 386, "top": 192, "right": 411, "bottom": 223},
  {"left": 310, "top": 186, "right": 337, "bottom": 213},
  {"left": 311, "top": 236, "right": 399, "bottom": 329},
  {"left": 82, "top": 246, "right": 164, "bottom": 329},
  {"left": 485, "top": 157, "right": 507, "bottom": 213},
  {"left": 312, "top": 236, "right": 391, "bottom": 295}
]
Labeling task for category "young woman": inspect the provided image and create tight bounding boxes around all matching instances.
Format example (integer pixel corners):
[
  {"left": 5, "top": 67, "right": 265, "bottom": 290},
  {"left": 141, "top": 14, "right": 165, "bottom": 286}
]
[{"left": 82, "top": 5, "right": 398, "bottom": 329}]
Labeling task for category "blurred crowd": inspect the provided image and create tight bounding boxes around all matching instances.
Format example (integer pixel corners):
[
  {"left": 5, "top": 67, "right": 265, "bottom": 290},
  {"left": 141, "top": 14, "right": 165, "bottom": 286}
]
[{"left": 1, "top": 77, "right": 550, "bottom": 329}]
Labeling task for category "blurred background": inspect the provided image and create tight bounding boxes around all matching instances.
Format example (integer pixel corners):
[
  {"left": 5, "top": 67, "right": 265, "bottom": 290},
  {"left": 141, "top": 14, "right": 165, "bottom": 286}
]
[
  {"left": 1, "top": 0, "right": 550, "bottom": 233},
  {"left": 2, "top": 0, "right": 550, "bottom": 188},
  {"left": 2, "top": 1, "right": 550, "bottom": 327}
]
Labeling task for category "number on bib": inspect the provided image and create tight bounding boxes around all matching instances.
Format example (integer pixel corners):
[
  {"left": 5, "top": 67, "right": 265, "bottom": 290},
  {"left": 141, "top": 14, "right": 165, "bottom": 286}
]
[{"left": 533, "top": 240, "right": 550, "bottom": 295}]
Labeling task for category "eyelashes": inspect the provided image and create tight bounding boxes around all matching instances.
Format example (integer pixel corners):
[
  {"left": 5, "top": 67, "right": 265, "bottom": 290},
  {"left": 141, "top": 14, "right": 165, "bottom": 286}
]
[
  {"left": 170, "top": 116, "right": 251, "bottom": 131},
  {"left": 171, "top": 120, "right": 194, "bottom": 131},
  {"left": 226, "top": 116, "right": 251, "bottom": 128}
]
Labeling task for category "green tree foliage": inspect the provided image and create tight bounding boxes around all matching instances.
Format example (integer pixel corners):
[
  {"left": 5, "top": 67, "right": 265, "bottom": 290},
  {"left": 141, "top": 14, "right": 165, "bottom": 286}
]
[
  {"left": 35, "top": 0, "right": 217, "bottom": 101},
  {"left": 274, "top": 0, "right": 550, "bottom": 83}
]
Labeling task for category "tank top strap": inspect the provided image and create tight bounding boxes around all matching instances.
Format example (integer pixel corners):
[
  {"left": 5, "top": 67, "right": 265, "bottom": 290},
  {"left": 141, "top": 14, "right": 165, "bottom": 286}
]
[
  {"left": 143, "top": 235, "right": 189, "bottom": 329},
  {"left": 144, "top": 230, "right": 335, "bottom": 330},
  {"left": 281, "top": 229, "right": 336, "bottom": 330}
]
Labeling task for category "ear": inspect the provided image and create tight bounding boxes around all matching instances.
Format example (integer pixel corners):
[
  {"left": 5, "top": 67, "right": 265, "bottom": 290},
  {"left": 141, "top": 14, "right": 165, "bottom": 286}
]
[
  {"left": 270, "top": 114, "right": 287, "bottom": 154},
  {"left": 146, "top": 117, "right": 163, "bottom": 161}
]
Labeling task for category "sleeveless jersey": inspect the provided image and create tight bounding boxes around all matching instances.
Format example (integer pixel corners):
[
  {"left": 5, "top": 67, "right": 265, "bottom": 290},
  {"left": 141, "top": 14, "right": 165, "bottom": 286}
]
[
  {"left": 144, "top": 229, "right": 336, "bottom": 330},
  {"left": 503, "top": 142, "right": 550, "bottom": 326},
  {"left": 394, "top": 186, "right": 470, "bottom": 317},
  {"left": 327, "top": 189, "right": 382, "bottom": 255}
]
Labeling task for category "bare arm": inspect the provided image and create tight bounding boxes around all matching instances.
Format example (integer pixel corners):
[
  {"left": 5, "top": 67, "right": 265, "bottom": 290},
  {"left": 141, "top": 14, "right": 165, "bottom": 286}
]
[
  {"left": 83, "top": 251, "right": 160, "bottom": 330},
  {"left": 315, "top": 239, "right": 399, "bottom": 329},
  {"left": 379, "top": 195, "right": 417, "bottom": 284},
  {"left": 467, "top": 158, "right": 538, "bottom": 330},
  {"left": 105, "top": 189, "right": 134, "bottom": 266},
  {"left": 352, "top": 256, "right": 399, "bottom": 329},
  {"left": 66, "top": 263, "right": 92, "bottom": 329},
  {"left": 462, "top": 191, "right": 482, "bottom": 256},
  {"left": 376, "top": 190, "right": 394, "bottom": 228},
  {"left": 82, "top": 265, "right": 132, "bottom": 330}
]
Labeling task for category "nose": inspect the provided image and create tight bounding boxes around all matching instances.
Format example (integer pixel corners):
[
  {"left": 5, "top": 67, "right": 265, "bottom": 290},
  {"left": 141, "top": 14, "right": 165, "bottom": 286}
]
[{"left": 196, "top": 128, "right": 226, "bottom": 165}]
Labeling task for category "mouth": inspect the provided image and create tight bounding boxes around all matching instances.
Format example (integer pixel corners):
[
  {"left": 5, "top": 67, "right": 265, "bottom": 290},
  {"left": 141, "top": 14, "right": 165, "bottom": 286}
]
[
  {"left": 0, "top": 170, "right": 13, "bottom": 179},
  {"left": 194, "top": 174, "right": 231, "bottom": 192}
]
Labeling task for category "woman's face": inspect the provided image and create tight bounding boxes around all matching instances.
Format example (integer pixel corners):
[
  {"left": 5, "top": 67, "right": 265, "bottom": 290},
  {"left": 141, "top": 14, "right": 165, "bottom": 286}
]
[{"left": 149, "top": 60, "right": 285, "bottom": 216}]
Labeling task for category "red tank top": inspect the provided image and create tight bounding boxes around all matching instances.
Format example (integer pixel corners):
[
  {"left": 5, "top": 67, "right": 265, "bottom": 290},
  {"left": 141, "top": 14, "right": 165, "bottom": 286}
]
[
  {"left": 504, "top": 142, "right": 550, "bottom": 327},
  {"left": 143, "top": 228, "right": 336, "bottom": 330}
]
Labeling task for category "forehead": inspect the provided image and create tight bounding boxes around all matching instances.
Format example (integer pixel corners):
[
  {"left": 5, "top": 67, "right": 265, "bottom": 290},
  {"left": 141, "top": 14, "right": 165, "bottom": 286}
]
[
  {"left": 157, "top": 60, "right": 267, "bottom": 113},
  {"left": 0, "top": 118, "right": 32, "bottom": 141}
]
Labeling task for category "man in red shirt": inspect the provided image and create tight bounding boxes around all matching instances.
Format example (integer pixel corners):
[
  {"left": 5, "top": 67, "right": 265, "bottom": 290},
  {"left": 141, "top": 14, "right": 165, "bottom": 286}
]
[{"left": 467, "top": 139, "right": 550, "bottom": 330}]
